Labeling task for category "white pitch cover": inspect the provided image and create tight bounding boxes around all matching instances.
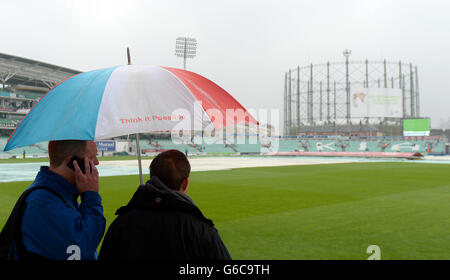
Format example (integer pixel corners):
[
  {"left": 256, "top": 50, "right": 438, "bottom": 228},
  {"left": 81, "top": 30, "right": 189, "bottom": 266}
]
[{"left": 94, "top": 65, "right": 211, "bottom": 139}]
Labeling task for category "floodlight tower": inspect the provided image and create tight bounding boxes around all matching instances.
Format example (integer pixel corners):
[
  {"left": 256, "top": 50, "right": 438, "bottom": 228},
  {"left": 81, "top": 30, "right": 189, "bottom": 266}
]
[
  {"left": 343, "top": 49, "right": 352, "bottom": 124},
  {"left": 175, "top": 37, "right": 197, "bottom": 70}
]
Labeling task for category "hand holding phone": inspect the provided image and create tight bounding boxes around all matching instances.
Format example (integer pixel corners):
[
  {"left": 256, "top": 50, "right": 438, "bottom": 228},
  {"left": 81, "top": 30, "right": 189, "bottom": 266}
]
[
  {"left": 70, "top": 156, "right": 99, "bottom": 193},
  {"left": 67, "top": 156, "right": 91, "bottom": 174}
]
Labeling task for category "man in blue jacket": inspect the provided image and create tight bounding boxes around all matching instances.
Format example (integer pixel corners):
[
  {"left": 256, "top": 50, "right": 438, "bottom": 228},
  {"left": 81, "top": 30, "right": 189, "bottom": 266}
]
[{"left": 15, "top": 140, "right": 105, "bottom": 260}]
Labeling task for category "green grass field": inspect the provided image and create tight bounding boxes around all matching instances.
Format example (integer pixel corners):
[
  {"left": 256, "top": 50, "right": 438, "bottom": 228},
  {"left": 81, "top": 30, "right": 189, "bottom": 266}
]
[{"left": 1, "top": 162, "right": 450, "bottom": 260}]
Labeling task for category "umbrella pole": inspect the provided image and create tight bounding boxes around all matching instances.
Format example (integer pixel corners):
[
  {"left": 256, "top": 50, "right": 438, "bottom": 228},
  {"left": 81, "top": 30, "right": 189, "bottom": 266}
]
[
  {"left": 136, "top": 133, "right": 144, "bottom": 185},
  {"left": 127, "top": 47, "right": 143, "bottom": 185}
]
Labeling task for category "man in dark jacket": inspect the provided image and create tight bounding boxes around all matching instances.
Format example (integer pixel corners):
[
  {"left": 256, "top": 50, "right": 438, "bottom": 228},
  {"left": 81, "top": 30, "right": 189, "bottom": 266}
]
[{"left": 98, "top": 149, "right": 231, "bottom": 260}]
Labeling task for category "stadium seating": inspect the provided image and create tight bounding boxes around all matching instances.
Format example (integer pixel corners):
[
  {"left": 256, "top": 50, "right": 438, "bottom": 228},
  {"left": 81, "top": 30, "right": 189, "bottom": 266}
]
[
  {"left": 0, "top": 134, "right": 446, "bottom": 160},
  {"left": 8, "top": 90, "right": 43, "bottom": 100},
  {"left": 263, "top": 138, "right": 446, "bottom": 154},
  {"left": 0, "top": 118, "right": 14, "bottom": 124},
  {"left": 0, "top": 136, "right": 49, "bottom": 159}
]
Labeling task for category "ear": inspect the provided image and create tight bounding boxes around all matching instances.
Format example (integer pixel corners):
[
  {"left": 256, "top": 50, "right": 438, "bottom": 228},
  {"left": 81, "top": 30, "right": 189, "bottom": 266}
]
[
  {"left": 180, "top": 177, "right": 189, "bottom": 193},
  {"left": 64, "top": 155, "right": 75, "bottom": 168}
]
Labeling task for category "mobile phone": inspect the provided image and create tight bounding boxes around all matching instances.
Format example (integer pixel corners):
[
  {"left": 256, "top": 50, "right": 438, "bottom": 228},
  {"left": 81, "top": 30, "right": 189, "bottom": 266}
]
[{"left": 67, "top": 156, "right": 91, "bottom": 174}]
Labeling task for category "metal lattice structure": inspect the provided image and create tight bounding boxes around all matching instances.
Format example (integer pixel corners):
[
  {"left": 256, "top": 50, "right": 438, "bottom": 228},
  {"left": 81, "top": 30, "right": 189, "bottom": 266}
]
[{"left": 284, "top": 53, "right": 420, "bottom": 136}]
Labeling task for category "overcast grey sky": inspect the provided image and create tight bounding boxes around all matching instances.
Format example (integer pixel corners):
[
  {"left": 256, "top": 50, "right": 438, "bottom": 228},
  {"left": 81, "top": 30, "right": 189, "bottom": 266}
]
[{"left": 1, "top": 0, "right": 449, "bottom": 128}]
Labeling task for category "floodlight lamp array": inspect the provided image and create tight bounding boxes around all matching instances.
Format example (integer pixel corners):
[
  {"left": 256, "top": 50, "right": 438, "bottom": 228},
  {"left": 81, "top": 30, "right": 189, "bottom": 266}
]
[{"left": 175, "top": 37, "right": 197, "bottom": 58}]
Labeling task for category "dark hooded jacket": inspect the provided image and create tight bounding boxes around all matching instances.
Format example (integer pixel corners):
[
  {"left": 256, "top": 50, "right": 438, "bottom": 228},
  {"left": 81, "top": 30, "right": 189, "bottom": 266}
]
[{"left": 98, "top": 176, "right": 231, "bottom": 261}]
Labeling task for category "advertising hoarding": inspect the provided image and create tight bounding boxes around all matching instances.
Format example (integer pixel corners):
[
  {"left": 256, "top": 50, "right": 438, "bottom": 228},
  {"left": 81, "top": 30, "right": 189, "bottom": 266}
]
[
  {"left": 351, "top": 88, "right": 402, "bottom": 118},
  {"left": 403, "top": 118, "right": 430, "bottom": 136},
  {"left": 96, "top": 140, "right": 116, "bottom": 152}
]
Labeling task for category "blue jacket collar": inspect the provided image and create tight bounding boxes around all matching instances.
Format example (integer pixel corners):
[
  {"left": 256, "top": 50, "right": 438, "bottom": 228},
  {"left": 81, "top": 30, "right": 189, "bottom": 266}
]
[{"left": 30, "top": 166, "right": 79, "bottom": 205}]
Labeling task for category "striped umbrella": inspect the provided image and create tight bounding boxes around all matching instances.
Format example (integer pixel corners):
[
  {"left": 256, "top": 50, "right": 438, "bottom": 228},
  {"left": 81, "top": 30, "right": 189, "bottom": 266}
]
[{"left": 4, "top": 65, "right": 258, "bottom": 183}]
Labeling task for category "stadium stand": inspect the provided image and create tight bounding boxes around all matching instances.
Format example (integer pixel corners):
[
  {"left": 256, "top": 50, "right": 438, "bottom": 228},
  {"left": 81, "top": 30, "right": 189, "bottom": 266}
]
[
  {"left": 266, "top": 137, "right": 446, "bottom": 154},
  {"left": 0, "top": 136, "right": 48, "bottom": 159},
  {"left": 0, "top": 52, "right": 447, "bottom": 159},
  {"left": 138, "top": 135, "right": 445, "bottom": 155},
  {"left": 0, "top": 52, "right": 81, "bottom": 151},
  {"left": 0, "top": 118, "right": 15, "bottom": 128},
  {"left": 0, "top": 134, "right": 447, "bottom": 159}
]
